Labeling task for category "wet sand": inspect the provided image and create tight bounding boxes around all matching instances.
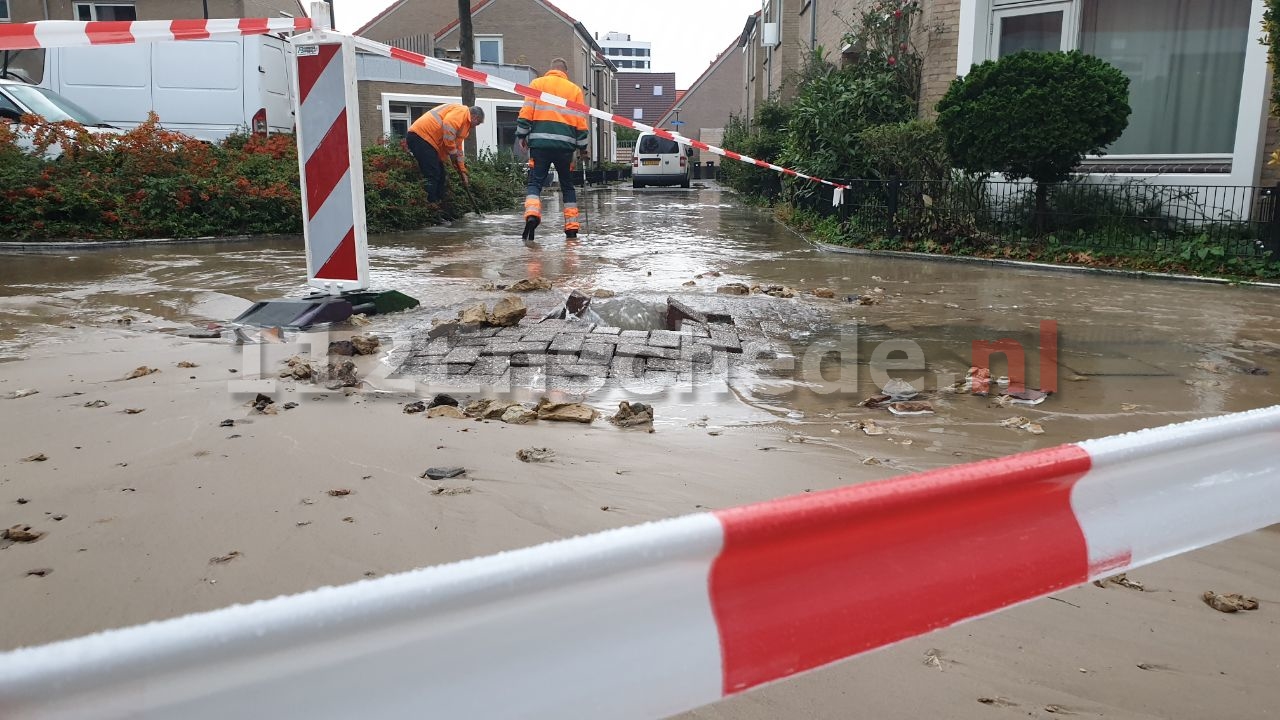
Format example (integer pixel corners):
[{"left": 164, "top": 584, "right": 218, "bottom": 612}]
[
  {"left": 2, "top": 186, "right": 1279, "bottom": 717},
  {"left": 0, "top": 324, "right": 1276, "bottom": 720}
]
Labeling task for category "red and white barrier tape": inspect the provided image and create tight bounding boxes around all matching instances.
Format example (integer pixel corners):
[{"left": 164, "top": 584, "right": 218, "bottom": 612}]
[
  {"left": 349, "top": 36, "right": 850, "bottom": 193},
  {"left": 0, "top": 17, "right": 311, "bottom": 51},
  {"left": 1, "top": 406, "right": 1277, "bottom": 719}
]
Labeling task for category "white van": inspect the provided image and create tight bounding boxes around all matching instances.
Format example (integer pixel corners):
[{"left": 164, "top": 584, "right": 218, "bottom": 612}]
[
  {"left": 39, "top": 35, "right": 294, "bottom": 143},
  {"left": 632, "top": 131, "right": 691, "bottom": 189}
]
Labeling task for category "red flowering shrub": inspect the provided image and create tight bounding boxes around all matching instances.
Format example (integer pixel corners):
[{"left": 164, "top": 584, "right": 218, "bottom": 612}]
[{"left": 0, "top": 116, "right": 519, "bottom": 241}]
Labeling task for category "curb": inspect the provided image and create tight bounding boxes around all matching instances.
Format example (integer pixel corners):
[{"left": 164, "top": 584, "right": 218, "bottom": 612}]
[
  {"left": 813, "top": 241, "right": 1280, "bottom": 289},
  {"left": 0, "top": 234, "right": 298, "bottom": 254}
]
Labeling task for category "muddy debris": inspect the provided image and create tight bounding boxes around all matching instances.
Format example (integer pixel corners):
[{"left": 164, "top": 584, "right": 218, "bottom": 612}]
[
  {"left": 856, "top": 420, "right": 886, "bottom": 437},
  {"left": 125, "top": 366, "right": 159, "bottom": 380},
  {"left": 977, "top": 697, "right": 1016, "bottom": 707},
  {"left": 323, "top": 360, "right": 360, "bottom": 389},
  {"left": 881, "top": 378, "right": 919, "bottom": 400},
  {"left": 423, "top": 467, "right": 466, "bottom": 480},
  {"left": 695, "top": 271, "right": 722, "bottom": 279},
  {"left": 1202, "top": 591, "right": 1259, "bottom": 613},
  {"left": 753, "top": 285, "right": 796, "bottom": 298},
  {"left": 4, "top": 525, "right": 44, "bottom": 543},
  {"left": 966, "top": 367, "right": 993, "bottom": 395},
  {"left": 83, "top": 400, "right": 111, "bottom": 409},
  {"left": 327, "top": 489, "right": 353, "bottom": 497},
  {"left": 923, "top": 648, "right": 945, "bottom": 669},
  {"left": 177, "top": 361, "right": 199, "bottom": 369},
  {"left": 812, "top": 287, "right": 836, "bottom": 299},
  {"left": 488, "top": 296, "right": 528, "bottom": 327},
  {"left": 593, "top": 288, "right": 617, "bottom": 299},
  {"left": 888, "top": 401, "right": 935, "bottom": 416},
  {"left": 716, "top": 283, "right": 751, "bottom": 296},
  {"left": 431, "top": 486, "right": 472, "bottom": 496},
  {"left": 1002, "top": 389, "right": 1050, "bottom": 405},
  {"left": 501, "top": 405, "right": 539, "bottom": 425},
  {"left": 682, "top": 280, "right": 696, "bottom": 287},
  {"left": 328, "top": 340, "right": 356, "bottom": 356},
  {"left": 464, "top": 399, "right": 518, "bottom": 420},
  {"left": 219, "top": 419, "right": 235, "bottom": 428},
  {"left": 1093, "top": 573, "right": 1145, "bottom": 591},
  {"left": 350, "top": 334, "right": 381, "bottom": 356},
  {"left": 16, "top": 498, "right": 28, "bottom": 504},
  {"left": 251, "top": 394, "right": 276, "bottom": 414},
  {"left": 209, "top": 550, "right": 242, "bottom": 565},
  {"left": 610, "top": 401, "right": 654, "bottom": 428},
  {"left": 282, "top": 402, "right": 298, "bottom": 410},
  {"left": 1044, "top": 705, "right": 1073, "bottom": 715},
  {"left": 1001, "top": 416, "right": 1044, "bottom": 435},
  {"left": 3, "top": 389, "right": 38, "bottom": 400},
  {"left": 427, "top": 405, "right": 467, "bottom": 419},
  {"left": 124, "top": 408, "right": 146, "bottom": 415},
  {"left": 536, "top": 397, "right": 597, "bottom": 423},
  {"left": 516, "top": 447, "right": 556, "bottom": 463},
  {"left": 429, "top": 394, "right": 460, "bottom": 408},
  {"left": 508, "top": 277, "right": 554, "bottom": 292},
  {"left": 459, "top": 304, "right": 489, "bottom": 326},
  {"left": 280, "top": 356, "right": 314, "bottom": 380},
  {"left": 403, "top": 401, "right": 427, "bottom": 414},
  {"left": 22, "top": 453, "right": 48, "bottom": 462},
  {"left": 860, "top": 394, "right": 892, "bottom": 409},
  {"left": 26, "top": 568, "right": 53, "bottom": 578}
]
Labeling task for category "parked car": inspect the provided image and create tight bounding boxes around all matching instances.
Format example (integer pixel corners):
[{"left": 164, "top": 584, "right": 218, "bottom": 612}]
[
  {"left": 39, "top": 34, "right": 294, "bottom": 143},
  {"left": 632, "top": 131, "right": 691, "bottom": 189},
  {"left": 0, "top": 79, "right": 125, "bottom": 158}
]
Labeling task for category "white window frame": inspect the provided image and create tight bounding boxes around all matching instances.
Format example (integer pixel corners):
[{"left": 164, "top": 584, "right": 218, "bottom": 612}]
[
  {"left": 633, "top": 107, "right": 643, "bottom": 120},
  {"left": 991, "top": 1, "right": 1076, "bottom": 59},
  {"left": 0, "top": 0, "right": 11, "bottom": 22},
  {"left": 381, "top": 93, "right": 522, "bottom": 152},
  {"left": 957, "top": 0, "right": 1268, "bottom": 186},
  {"left": 474, "top": 35, "right": 503, "bottom": 65},
  {"left": 653, "top": 85, "right": 663, "bottom": 96},
  {"left": 73, "top": 2, "right": 137, "bottom": 21}
]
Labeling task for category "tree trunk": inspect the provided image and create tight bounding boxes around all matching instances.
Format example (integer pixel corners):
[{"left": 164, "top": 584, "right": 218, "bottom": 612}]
[
  {"left": 457, "top": 0, "right": 478, "bottom": 159},
  {"left": 1033, "top": 181, "right": 1049, "bottom": 235}
]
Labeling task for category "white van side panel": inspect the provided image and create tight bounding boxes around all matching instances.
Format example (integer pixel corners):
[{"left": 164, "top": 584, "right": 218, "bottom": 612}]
[
  {"left": 153, "top": 40, "right": 244, "bottom": 128},
  {"left": 55, "top": 44, "right": 150, "bottom": 127}
]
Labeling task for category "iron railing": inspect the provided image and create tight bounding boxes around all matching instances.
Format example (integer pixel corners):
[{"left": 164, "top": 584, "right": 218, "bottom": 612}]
[{"left": 826, "top": 179, "right": 1280, "bottom": 258}]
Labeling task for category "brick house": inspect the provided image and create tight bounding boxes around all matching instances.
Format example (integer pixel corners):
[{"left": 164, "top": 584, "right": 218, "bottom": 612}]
[
  {"left": 736, "top": 0, "right": 1278, "bottom": 188},
  {"left": 355, "top": 0, "right": 618, "bottom": 160},
  {"left": 655, "top": 35, "right": 745, "bottom": 168},
  {"left": 615, "top": 71, "right": 676, "bottom": 128},
  {"left": 0, "top": 0, "right": 304, "bottom": 81}
]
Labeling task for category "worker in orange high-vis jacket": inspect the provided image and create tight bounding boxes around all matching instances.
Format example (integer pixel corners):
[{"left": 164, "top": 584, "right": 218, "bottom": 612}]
[
  {"left": 405, "top": 103, "right": 484, "bottom": 207},
  {"left": 516, "top": 58, "right": 589, "bottom": 241}
]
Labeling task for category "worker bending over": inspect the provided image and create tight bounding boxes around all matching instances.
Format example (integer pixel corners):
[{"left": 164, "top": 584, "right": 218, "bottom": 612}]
[{"left": 406, "top": 103, "right": 484, "bottom": 210}]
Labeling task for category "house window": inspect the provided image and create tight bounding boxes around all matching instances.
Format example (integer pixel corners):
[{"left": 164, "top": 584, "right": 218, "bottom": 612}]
[
  {"left": 1080, "top": 0, "right": 1250, "bottom": 156},
  {"left": 73, "top": 2, "right": 137, "bottom": 20},
  {"left": 986, "top": 0, "right": 1251, "bottom": 158},
  {"left": 0, "top": 0, "right": 10, "bottom": 22},
  {"left": 633, "top": 107, "right": 643, "bottom": 120},
  {"left": 653, "top": 85, "right": 663, "bottom": 96},
  {"left": 388, "top": 102, "right": 436, "bottom": 139},
  {"left": 475, "top": 35, "right": 503, "bottom": 64}
]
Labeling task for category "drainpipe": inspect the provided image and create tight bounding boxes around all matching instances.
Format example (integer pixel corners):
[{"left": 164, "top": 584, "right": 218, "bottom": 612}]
[{"left": 810, "top": 0, "right": 816, "bottom": 50}]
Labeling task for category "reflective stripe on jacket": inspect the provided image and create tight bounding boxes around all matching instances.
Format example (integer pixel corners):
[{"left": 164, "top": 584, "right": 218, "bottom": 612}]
[
  {"left": 408, "top": 103, "right": 472, "bottom": 173},
  {"left": 516, "top": 69, "right": 589, "bottom": 152}
]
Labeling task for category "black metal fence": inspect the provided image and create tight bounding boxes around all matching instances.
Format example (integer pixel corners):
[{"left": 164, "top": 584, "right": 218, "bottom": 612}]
[{"left": 828, "top": 178, "right": 1280, "bottom": 258}]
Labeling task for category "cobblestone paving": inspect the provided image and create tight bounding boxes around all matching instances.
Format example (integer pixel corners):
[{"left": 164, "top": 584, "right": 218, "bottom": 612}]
[{"left": 392, "top": 315, "right": 781, "bottom": 393}]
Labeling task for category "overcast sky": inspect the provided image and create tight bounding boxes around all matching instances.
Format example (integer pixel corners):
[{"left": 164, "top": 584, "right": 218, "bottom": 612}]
[{"left": 333, "top": 0, "right": 761, "bottom": 87}]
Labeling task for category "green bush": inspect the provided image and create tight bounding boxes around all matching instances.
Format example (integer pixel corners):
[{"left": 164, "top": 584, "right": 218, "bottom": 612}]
[
  {"left": 936, "top": 51, "right": 1130, "bottom": 226},
  {"left": 858, "top": 120, "right": 950, "bottom": 183},
  {"left": 720, "top": 101, "right": 791, "bottom": 199}
]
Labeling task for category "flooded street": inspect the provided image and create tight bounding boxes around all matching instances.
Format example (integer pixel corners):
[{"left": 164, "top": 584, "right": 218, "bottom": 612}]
[{"left": 2, "top": 182, "right": 1278, "bottom": 469}]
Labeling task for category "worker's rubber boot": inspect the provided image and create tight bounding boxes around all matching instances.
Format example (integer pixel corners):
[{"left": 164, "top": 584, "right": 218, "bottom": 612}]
[
  {"left": 563, "top": 204, "right": 580, "bottom": 239},
  {"left": 522, "top": 196, "right": 542, "bottom": 241}
]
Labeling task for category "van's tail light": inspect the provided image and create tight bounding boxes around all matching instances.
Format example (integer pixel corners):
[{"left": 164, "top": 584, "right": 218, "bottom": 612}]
[
  {"left": 252, "top": 108, "right": 268, "bottom": 136},
  {"left": 679, "top": 155, "right": 687, "bottom": 168},
  {"left": 632, "top": 156, "right": 638, "bottom": 167}
]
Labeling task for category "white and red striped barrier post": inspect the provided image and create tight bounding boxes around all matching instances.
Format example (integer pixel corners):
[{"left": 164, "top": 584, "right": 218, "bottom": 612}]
[
  {"left": 291, "top": 4, "right": 369, "bottom": 294},
  {"left": 1, "top": 406, "right": 1277, "bottom": 719}
]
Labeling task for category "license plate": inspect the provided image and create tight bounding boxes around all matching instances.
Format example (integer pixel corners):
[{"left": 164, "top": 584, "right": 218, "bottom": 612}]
[{"left": 641, "top": 159, "right": 660, "bottom": 166}]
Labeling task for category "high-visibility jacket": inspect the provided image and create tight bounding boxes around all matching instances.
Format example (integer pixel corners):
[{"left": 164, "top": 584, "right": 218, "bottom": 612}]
[
  {"left": 408, "top": 103, "right": 472, "bottom": 174},
  {"left": 516, "top": 69, "right": 589, "bottom": 152}
]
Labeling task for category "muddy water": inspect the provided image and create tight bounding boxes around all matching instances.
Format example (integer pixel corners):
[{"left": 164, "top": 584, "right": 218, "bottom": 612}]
[{"left": 2, "top": 183, "right": 1278, "bottom": 469}]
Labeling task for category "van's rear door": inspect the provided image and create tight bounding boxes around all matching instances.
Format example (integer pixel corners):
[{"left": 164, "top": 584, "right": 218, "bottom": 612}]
[{"left": 256, "top": 36, "right": 293, "bottom": 133}]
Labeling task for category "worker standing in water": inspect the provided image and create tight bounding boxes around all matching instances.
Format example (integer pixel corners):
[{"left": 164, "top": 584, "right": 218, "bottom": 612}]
[{"left": 516, "top": 58, "right": 590, "bottom": 241}]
